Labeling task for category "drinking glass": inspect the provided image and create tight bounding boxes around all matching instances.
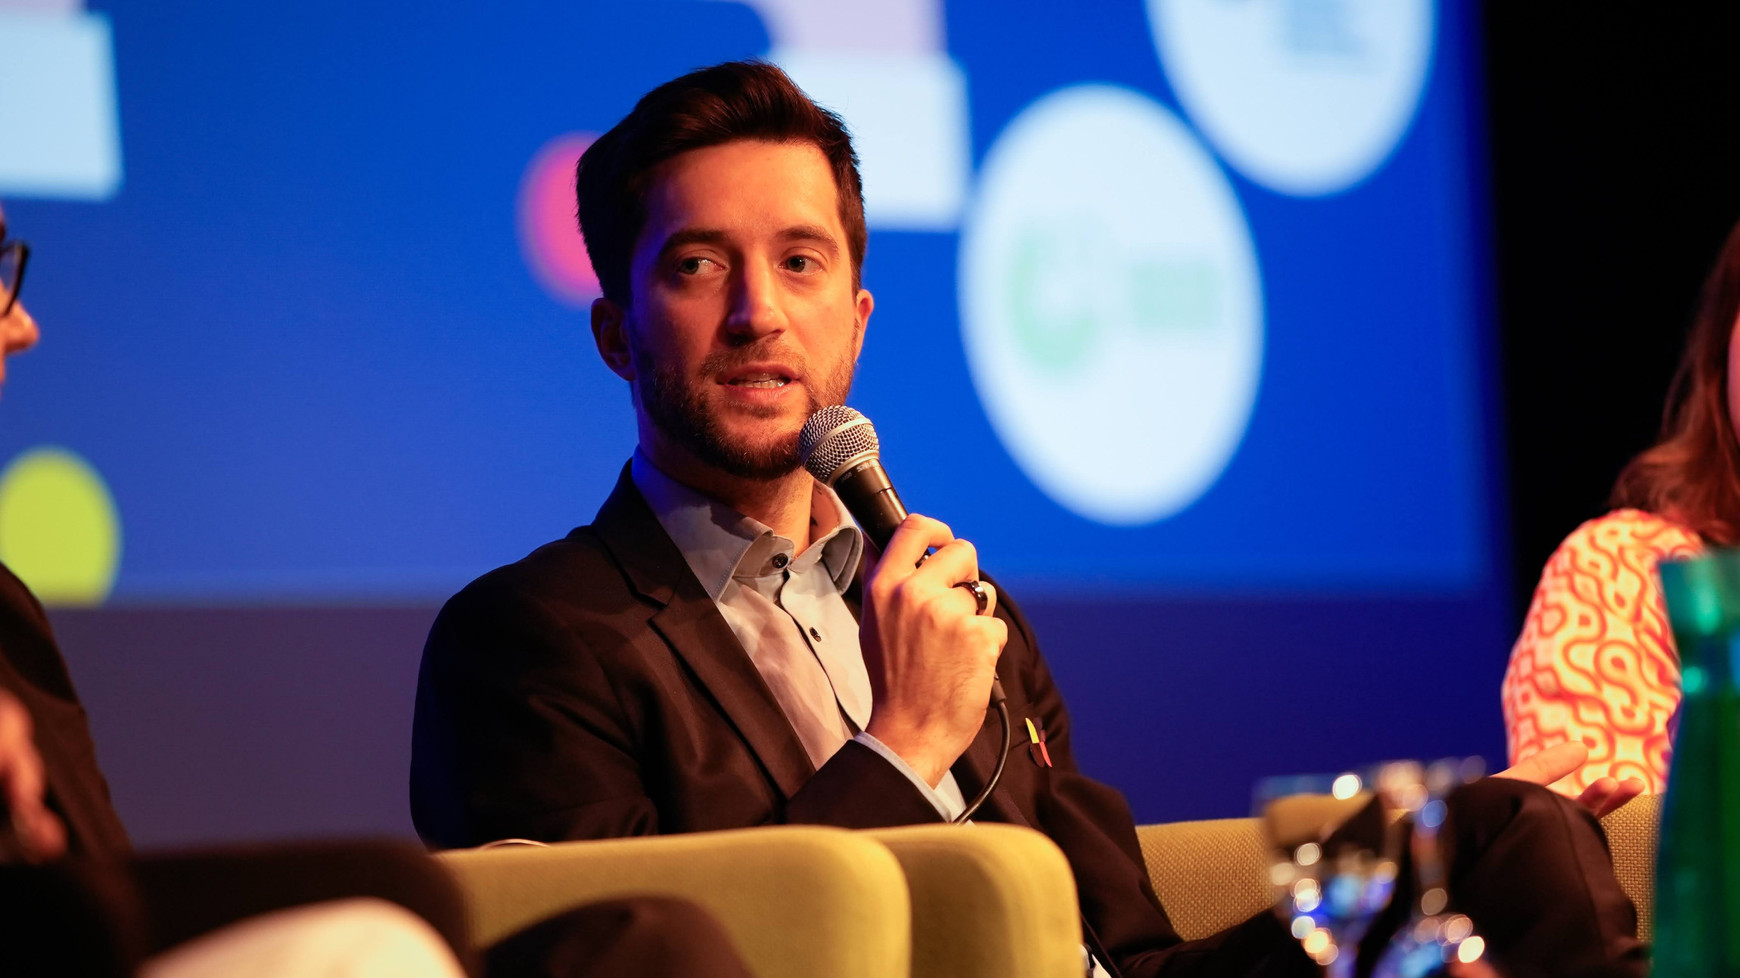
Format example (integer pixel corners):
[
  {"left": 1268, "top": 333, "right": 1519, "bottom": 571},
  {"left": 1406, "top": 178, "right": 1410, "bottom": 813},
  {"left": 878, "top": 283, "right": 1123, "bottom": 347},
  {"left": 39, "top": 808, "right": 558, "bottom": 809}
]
[
  {"left": 1253, "top": 763, "right": 1412, "bottom": 978},
  {"left": 1371, "top": 758, "right": 1489, "bottom": 978}
]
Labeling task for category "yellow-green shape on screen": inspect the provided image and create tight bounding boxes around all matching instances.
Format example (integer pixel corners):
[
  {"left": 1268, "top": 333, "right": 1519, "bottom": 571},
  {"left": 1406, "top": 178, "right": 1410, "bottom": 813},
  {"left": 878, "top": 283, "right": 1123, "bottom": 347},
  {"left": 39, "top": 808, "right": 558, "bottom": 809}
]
[{"left": 0, "top": 447, "right": 121, "bottom": 606}]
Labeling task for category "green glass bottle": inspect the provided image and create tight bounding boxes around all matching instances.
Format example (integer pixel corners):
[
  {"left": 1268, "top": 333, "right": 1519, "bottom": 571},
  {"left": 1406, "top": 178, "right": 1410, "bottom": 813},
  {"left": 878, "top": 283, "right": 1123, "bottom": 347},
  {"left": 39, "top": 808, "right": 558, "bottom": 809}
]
[{"left": 1655, "top": 552, "right": 1740, "bottom": 975}]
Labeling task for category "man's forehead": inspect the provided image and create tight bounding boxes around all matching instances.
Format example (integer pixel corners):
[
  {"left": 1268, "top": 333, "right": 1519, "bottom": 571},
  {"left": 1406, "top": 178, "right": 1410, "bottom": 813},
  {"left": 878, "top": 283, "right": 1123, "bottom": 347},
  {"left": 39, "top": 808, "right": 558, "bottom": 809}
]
[{"left": 638, "top": 139, "right": 842, "bottom": 241}]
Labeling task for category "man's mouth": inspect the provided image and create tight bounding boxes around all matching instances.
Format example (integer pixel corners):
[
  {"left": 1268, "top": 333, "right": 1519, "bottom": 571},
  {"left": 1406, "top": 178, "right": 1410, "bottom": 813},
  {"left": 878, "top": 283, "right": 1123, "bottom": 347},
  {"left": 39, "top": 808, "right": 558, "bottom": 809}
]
[{"left": 721, "top": 366, "right": 796, "bottom": 389}]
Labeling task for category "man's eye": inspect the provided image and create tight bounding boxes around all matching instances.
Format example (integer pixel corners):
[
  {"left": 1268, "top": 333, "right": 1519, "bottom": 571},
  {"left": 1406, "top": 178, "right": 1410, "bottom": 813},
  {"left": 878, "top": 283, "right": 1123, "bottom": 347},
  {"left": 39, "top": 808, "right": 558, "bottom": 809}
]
[
  {"left": 677, "top": 257, "right": 714, "bottom": 275},
  {"left": 785, "top": 256, "right": 814, "bottom": 273}
]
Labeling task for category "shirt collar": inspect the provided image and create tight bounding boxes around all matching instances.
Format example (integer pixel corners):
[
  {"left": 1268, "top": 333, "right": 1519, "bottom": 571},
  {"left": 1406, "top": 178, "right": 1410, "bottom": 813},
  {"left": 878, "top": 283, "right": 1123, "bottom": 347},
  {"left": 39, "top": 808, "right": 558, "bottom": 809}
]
[{"left": 631, "top": 450, "right": 864, "bottom": 601}]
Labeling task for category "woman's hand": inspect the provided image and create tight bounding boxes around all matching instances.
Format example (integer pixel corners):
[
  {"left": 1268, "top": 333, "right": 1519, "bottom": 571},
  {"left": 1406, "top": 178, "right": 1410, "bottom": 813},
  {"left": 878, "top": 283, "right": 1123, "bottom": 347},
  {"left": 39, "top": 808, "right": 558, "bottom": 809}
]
[{"left": 1494, "top": 742, "right": 1648, "bottom": 818}]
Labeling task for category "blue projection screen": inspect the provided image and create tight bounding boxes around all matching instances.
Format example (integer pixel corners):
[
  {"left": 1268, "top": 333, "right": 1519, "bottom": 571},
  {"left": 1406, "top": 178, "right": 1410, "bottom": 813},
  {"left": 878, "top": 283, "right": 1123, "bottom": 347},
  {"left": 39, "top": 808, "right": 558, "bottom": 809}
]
[{"left": 1, "top": 0, "right": 1495, "bottom": 606}]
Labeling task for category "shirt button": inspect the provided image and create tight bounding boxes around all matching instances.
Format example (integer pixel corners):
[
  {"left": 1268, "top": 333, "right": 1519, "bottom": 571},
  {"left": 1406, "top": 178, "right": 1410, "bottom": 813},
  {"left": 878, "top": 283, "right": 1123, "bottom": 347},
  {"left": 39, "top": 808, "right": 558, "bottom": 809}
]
[
  {"left": 771, "top": 553, "right": 789, "bottom": 569},
  {"left": 809, "top": 626, "right": 823, "bottom": 641}
]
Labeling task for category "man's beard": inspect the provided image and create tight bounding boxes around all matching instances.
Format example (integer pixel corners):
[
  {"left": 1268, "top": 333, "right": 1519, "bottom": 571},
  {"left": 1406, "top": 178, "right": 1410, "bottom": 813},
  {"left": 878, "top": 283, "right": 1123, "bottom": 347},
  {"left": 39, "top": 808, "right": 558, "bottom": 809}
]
[{"left": 635, "top": 341, "right": 856, "bottom": 481}]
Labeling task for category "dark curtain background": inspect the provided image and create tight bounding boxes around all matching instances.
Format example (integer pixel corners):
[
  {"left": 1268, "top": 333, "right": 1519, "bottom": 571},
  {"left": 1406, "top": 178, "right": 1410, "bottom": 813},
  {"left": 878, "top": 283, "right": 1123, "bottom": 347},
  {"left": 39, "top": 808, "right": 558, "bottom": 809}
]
[{"left": 1488, "top": 5, "right": 1740, "bottom": 617}]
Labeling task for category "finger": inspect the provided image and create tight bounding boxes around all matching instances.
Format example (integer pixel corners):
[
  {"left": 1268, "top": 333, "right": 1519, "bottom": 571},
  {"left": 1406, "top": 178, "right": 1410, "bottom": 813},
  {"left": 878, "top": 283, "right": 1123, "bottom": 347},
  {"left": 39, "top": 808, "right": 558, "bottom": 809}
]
[
  {"left": 976, "top": 579, "right": 998, "bottom": 618},
  {"left": 950, "top": 579, "right": 999, "bottom": 619},
  {"left": 0, "top": 692, "right": 31, "bottom": 757},
  {"left": 0, "top": 741, "right": 44, "bottom": 815},
  {"left": 1585, "top": 787, "right": 1629, "bottom": 819},
  {"left": 0, "top": 696, "right": 45, "bottom": 813},
  {"left": 910, "top": 538, "right": 979, "bottom": 590},
  {"left": 953, "top": 616, "right": 1006, "bottom": 687},
  {"left": 1575, "top": 778, "right": 1618, "bottom": 815},
  {"left": 982, "top": 615, "right": 1008, "bottom": 652},
  {"left": 1495, "top": 741, "right": 1588, "bottom": 786},
  {"left": 1605, "top": 778, "right": 1647, "bottom": 815},
  {"left": 876, "top": 515, "right": 955, "bottom": 579},
  {"left": 14, "top": 803, "right": 65, "bottom": 862},
  {"left": 3, "top": 750, "right": 44, "bottom": 815},
  {"left": 1542, "top": 778, "right": 1580, "bottom": 799}
]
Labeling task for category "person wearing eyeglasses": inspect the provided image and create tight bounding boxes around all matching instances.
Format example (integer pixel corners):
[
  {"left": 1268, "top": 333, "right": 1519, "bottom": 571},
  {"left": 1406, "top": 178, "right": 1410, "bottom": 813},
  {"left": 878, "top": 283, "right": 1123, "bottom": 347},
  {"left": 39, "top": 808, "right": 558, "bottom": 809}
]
[
  {"left": 0, "top": 206, "right": 756, "bottom": 977},
  {"left": 0, "top": 203, "right": 490, "bottom": 975},
  {"left": 0, "top": 225, "right": 32, "bottom": 385}
]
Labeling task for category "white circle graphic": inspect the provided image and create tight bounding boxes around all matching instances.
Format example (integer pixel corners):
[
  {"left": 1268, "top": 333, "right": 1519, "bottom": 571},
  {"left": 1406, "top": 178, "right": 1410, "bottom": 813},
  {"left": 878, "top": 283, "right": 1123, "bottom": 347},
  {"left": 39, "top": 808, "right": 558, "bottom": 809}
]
[
  {"left": 1148, "top": 0, "right": 1435, "bottom": 196},
  {"left": 959, "top": 86, "right": 1263, "bottom": 526}
]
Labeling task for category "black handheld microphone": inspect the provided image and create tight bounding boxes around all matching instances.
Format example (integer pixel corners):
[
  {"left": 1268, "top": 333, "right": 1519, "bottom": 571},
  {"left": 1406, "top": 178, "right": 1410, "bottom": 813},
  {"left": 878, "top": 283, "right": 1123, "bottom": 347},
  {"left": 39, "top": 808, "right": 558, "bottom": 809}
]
[
  {"left": 799, "top": 405, "right": 908, "bottom": 547},
  {"left": 799, "top": 404, "right": 1007, "bottom": 713}
]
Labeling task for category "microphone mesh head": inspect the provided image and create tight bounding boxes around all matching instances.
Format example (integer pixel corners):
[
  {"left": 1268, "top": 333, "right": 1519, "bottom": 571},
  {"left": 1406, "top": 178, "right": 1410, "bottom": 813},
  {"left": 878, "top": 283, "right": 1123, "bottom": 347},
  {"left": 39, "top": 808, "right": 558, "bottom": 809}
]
[{"left": 800, "top": 405, "right": 879, "bottom": 482}]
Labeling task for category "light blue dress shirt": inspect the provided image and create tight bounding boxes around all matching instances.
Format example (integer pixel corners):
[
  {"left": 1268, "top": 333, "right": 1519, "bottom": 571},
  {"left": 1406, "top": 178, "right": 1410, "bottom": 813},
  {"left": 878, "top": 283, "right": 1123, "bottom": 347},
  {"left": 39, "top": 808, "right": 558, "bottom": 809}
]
[{"left": 631, "top": 452, "right": 967, "bottom": 819}]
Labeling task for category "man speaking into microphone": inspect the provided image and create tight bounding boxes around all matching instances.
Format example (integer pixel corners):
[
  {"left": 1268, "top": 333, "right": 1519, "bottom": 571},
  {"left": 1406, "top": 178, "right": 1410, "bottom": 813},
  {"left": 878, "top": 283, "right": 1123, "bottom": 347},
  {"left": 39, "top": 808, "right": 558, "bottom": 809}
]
[{"left": 411, "top": 61, "right": 1644, "bottom": 977}]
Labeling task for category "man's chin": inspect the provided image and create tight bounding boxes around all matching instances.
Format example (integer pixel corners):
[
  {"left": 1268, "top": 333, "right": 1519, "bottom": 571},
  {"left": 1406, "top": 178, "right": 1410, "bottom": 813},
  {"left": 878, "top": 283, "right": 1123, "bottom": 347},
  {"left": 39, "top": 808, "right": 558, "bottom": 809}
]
[
  {"left": 714, "top": 438, "right": 804, "bottom": 480},
  {"left": 643, "top": 383, "right": 814, "bottom": 480},
  {"left": 680, "top": 419, "right": 801, "bottom": 479}
]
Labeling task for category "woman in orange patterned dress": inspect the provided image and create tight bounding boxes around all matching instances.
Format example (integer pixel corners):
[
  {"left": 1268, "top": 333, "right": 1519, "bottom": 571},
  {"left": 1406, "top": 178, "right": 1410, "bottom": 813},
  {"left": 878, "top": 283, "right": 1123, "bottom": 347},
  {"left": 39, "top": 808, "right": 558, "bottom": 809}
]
[{"left": 1504, "top": 219, "right": 1740, "bottom": 794}]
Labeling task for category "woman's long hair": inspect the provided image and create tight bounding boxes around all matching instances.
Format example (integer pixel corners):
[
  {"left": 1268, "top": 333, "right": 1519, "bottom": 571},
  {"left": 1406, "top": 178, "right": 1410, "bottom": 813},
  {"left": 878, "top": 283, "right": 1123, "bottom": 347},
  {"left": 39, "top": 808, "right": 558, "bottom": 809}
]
[{"left": 1611, "top": 220, "right": 1740, "bottom": 545}]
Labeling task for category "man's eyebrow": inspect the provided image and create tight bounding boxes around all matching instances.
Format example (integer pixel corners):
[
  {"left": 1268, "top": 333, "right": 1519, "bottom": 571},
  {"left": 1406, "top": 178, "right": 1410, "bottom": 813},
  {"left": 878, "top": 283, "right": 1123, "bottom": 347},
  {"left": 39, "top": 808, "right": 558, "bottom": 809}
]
[
  {"left": 655, "top": 227, "right": 730, "bottom": 260},
  {"left": 654, "top": 225, "right": 842, "bottom": 261},
  {"left": 779, "top": 224, "right": 841, "bottom": 253}
]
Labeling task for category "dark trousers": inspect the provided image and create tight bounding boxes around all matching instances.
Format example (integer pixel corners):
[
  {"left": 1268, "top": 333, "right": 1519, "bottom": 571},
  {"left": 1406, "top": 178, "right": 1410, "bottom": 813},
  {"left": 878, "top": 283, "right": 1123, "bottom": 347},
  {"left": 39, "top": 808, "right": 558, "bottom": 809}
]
[
  {"left": 1420, "top": 777, "right": 1646, "bottom": 978},
  {"left": 1145, "top": 778, "right": 1647, "bottom": 978},
  {"left": 0, "top": 839, "right": 753, "bottom": 978},
  {"left": 1, "top": 840, "right": 473, "bottom": 976}
]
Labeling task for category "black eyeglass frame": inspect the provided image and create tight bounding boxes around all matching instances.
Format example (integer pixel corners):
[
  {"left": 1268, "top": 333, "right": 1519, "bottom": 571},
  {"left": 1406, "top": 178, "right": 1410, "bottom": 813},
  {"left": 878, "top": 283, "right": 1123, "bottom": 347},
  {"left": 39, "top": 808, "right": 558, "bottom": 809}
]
[{"left": 0, "top": 233, "right": 27, "bottom": 320}]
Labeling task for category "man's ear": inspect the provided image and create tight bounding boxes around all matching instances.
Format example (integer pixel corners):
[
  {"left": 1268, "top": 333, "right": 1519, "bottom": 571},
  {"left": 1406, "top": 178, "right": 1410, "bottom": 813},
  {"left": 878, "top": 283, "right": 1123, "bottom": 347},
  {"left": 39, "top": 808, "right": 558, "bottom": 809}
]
[
  {"left": 852, "top": 287, "right": 874, "bottom": 361},
  {"left": 591, "top": 297, "right": 635, "bottom": 381}
]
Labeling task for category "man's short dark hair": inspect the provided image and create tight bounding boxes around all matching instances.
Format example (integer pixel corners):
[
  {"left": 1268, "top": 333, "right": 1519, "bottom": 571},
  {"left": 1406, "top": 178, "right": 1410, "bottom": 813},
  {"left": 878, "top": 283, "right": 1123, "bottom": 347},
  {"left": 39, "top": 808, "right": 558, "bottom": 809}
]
[{"left": 575, "top": 60, "right": 868, "bottom": 304}]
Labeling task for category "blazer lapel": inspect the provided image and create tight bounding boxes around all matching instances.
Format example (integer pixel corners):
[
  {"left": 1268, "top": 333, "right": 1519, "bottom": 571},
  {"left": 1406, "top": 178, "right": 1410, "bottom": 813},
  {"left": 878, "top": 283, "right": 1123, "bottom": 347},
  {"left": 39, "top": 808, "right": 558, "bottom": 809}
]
[{"left": 591, "top": 465, "right": 816, "bottom": 800}]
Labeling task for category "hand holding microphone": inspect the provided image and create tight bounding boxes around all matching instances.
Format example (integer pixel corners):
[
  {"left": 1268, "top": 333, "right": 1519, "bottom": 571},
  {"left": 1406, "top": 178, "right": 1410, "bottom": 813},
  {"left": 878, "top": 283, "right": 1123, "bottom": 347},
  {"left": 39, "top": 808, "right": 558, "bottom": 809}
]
[
  {"left": 799, "top": 405, "right": 1004, "bottom": 624},
  {"left": 801, "top": 406, "right": 1010, "bottom": 798}
]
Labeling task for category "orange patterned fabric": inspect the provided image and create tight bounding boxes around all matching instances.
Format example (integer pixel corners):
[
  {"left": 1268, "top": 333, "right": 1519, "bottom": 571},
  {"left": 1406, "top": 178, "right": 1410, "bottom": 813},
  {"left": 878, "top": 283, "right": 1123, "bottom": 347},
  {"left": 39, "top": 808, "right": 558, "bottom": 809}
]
[{"left": 1503, "top": 509, "right": 1703, "bottom": 793}]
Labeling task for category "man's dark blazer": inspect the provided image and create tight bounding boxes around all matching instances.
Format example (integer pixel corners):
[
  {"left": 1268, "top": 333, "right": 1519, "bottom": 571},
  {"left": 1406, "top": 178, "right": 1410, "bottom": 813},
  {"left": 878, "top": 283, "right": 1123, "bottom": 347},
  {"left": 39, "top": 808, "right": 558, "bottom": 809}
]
[
  {"left": 411, "top": 466, "right": 1298, "bottom": 978},
  {"left": 0, "top": 563, "right": 130, "bottom": 860}
]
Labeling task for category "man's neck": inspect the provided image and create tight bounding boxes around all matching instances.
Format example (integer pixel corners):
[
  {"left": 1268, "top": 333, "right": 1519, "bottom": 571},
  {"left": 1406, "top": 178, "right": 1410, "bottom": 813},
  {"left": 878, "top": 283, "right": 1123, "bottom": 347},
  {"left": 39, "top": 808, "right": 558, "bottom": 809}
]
[{"left": 641, "top": 445, "right": 819, "bottom": 552}]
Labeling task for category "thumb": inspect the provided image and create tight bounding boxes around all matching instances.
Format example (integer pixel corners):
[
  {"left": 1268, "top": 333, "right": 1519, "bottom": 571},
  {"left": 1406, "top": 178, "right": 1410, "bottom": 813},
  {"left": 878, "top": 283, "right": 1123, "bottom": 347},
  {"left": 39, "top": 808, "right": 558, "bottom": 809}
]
[{"left": 1495, "top": 741, "right": 1589, "bottom": 788}]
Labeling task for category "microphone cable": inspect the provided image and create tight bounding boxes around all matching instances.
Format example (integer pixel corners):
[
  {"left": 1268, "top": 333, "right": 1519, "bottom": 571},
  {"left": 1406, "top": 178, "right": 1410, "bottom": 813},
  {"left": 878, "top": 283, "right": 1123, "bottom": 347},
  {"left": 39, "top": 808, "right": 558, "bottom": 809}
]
[{"left": 953, "top": 692, "right": 1011, "bottom": 823}]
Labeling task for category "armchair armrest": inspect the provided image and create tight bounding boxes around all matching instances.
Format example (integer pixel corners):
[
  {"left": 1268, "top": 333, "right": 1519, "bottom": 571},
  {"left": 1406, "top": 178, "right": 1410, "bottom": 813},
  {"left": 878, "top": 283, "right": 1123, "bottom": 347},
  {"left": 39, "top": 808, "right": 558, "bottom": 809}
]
[
  {"left": 437, "top": 826, "right": 909, "bottom": 978},
  {"left": 865, "top": 824, "right": 1083, "bottom": 978}
]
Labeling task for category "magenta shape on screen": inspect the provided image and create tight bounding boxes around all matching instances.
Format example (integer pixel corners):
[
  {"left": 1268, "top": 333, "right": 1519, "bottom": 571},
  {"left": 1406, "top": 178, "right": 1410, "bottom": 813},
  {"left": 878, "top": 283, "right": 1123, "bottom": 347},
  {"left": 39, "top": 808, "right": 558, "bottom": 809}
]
[{"left": 517, "top": 132, "right": 599, "bottom": 307}]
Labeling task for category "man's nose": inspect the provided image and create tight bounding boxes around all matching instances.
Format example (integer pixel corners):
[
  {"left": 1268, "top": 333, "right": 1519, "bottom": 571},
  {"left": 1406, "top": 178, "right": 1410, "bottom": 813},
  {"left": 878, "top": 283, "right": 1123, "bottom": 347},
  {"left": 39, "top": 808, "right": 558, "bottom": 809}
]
[
  {"left": 724, "top": 261, "right": 786, "bottom": 339},
  {"left": 1, "top": 301, "right": 39, "bottom": 356}
]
